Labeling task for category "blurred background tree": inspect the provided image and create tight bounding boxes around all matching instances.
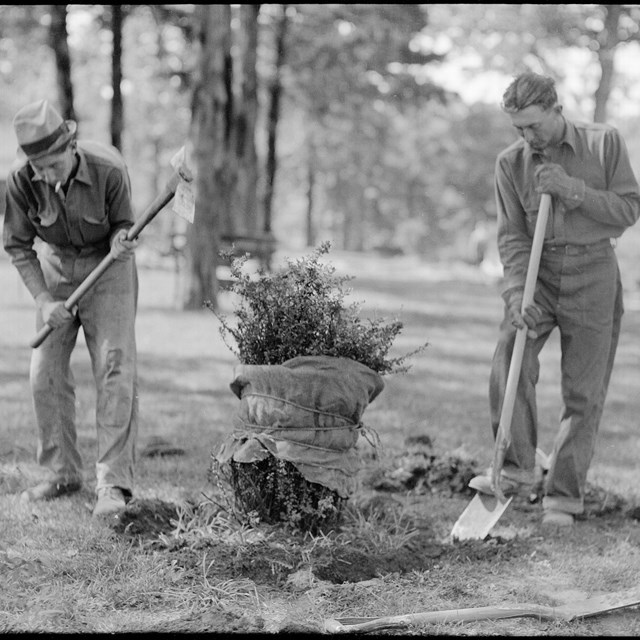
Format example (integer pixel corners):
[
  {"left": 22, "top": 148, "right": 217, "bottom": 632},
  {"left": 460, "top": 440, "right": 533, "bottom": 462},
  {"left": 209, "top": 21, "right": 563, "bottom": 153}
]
[{"left": 1, "top": 3, "right": 639, "bottom": 309}]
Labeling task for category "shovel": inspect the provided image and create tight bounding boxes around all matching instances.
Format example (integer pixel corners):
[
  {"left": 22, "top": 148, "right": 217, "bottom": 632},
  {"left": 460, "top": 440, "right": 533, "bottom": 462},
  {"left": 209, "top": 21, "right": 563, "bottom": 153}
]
[
  {"left": 323, "top": 584, "right": 640, "bottom": 634},
  {"left": 451, "top": 193, "right": 552, "bottom": 541}
]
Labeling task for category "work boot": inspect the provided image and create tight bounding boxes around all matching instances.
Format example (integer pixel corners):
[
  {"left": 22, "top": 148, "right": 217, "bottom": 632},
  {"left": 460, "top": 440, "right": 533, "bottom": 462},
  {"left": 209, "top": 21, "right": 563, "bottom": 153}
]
[
  {"left": 468, "top": 472, "right": 532, "bottom": 497},
  {"left": 21, "top": 479, "right": 82, "bottom": 502},
  {"left": 92, "top": 487, "right": 128, "bottom": 517},
  {"left": 541, "top": 508, "right": 574, "bottom": 528}
]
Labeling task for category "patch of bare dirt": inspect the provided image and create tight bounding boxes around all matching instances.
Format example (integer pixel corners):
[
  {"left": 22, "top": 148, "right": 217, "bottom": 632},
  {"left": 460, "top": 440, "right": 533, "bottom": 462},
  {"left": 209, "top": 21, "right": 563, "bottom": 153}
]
[
  {"left": 107, "top": 444, "right": 638, "bottom": 590},
  {"left": 312, "top": 541, "right": 446, "bottom": 585},
  {"left": 110, "top": 502, "right": 535, "bottom": 588}
]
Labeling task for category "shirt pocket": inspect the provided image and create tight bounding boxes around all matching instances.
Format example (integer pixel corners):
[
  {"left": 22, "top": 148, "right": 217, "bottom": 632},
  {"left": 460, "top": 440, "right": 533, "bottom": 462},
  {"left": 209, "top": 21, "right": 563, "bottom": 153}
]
[
  {"left": 31, "top": 206, "right": 59, "bottom": 228},
  {"left": 78, "top": 208, "right": 111, "bottom": 243},
  {"left": 524, "top": 193, "right": 552, "bottom": 239}
]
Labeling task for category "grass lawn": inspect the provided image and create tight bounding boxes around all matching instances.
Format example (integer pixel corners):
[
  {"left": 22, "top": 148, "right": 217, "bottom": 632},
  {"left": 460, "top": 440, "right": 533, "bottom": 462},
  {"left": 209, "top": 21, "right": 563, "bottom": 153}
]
[{"left": 1, "top": 244, "right": 640, "bottom": 635}]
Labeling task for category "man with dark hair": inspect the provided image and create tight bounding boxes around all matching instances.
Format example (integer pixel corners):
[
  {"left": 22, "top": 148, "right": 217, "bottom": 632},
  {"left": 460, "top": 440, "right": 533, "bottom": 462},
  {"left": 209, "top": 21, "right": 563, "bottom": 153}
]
[
  {"left": 501, "top": 71, "right": 558, "bottom": 113},
  {"left": 468, "top": 72, "right": 640, "bottom": 527},
  {"left": 3, "top": 99, "right": 139, "bottom": 517}
]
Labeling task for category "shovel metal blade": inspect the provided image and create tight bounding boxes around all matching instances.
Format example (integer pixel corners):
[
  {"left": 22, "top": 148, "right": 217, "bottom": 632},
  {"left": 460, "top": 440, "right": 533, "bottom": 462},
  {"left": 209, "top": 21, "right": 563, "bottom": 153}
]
[
  {"left": 555, "top": 585, "right": 640, "bottom": 621},
  {"left": 451, "top": 492, "right": 512, "bottom": 541}
]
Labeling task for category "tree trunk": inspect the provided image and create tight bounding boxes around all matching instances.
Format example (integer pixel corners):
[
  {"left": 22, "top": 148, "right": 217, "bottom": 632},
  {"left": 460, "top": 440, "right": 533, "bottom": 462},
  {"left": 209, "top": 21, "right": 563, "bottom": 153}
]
[
  {"left": 110, "top": 5, "right": 124, "bottom": 150},
  {"left": 184, "top": 4, "right": 234, "bottom": 311},
  {"left": 305, "top": 139, "right": 316, "bottom": 247},
  {"left": 263, "top": 4, "right": 288, "bottom": 238},
  {"left": 233, "top": 4, "right": 260, "bottom": 236},
  {"left": 593, "top": 4, "right": 621, "bottom": 123},
  {"left": 49, "top": 4, "right": 75, "bottom": 121}
]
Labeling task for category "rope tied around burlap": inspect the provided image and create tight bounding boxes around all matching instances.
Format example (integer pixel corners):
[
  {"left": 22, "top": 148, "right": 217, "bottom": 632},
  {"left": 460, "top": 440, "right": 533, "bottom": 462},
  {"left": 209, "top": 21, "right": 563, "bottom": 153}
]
[
  {"left": 237, "top": 391, "right": 360, "bottom": 429},
  {"left": 233, "top": 391, "right": 382, "bottom": 454},
  {"left": 215, "top": 355, "right": 385, "bottom": 498}
]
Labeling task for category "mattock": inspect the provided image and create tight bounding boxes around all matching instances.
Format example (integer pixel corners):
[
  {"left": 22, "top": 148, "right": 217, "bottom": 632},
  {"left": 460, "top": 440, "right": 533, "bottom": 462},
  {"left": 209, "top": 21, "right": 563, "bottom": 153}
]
[{"left": 29, "top": 146, "right": 195, "bottom": 349}]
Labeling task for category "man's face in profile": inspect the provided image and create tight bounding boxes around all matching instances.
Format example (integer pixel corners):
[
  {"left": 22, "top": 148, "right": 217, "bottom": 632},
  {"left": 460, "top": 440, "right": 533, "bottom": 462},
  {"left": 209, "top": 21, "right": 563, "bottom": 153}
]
[{"left": 509, "top": 104, "right": 561, "bottom": 151}]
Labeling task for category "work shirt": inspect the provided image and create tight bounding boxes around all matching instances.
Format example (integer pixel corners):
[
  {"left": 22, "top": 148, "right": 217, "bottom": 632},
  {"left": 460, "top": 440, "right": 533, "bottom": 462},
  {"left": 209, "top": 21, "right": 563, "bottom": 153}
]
[
  {"left": 495, "top": 117, "right": 640, "bottom": 297},
  {"left": 3, "top": 140, "right": 134, "bottom": 299}
]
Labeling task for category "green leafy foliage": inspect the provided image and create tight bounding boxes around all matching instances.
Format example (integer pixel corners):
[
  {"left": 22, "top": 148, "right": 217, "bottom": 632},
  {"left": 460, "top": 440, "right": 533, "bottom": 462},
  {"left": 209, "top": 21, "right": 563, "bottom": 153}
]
[{"left": 211, "top": 241, "right": 427, "bottom": 374}]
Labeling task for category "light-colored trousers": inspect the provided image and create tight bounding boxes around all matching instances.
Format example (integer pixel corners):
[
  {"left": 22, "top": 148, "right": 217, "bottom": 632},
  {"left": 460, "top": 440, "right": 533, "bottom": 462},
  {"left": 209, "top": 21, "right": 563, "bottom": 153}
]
[
  {"left": 489, "top": 242, "right": 622, "bottom": 514},
  {"left": 30, "top": 243, "right": 138, "bottom": 494}
]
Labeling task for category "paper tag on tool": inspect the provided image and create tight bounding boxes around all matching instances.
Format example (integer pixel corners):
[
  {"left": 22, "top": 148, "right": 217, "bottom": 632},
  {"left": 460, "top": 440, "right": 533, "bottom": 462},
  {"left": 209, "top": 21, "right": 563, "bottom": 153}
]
[{"left": 172, "top": 181, "right": 195, "bottom": 223}]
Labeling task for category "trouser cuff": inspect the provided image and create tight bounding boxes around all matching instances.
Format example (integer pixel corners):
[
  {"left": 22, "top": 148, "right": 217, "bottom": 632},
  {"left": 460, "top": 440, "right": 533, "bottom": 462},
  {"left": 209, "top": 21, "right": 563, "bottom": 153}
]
[{"left": 542, "top": 495, "right": 584, "bottom": 515}]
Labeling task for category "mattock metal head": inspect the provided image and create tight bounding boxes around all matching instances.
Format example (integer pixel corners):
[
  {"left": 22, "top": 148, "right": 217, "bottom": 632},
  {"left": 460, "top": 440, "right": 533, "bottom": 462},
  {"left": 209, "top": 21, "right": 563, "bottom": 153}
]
[
  {"left": 169, "top": 145, "right": 196, "bottom": 223},
  {"left": 170, "top": 146, "right": 194, "bottom": 183}
]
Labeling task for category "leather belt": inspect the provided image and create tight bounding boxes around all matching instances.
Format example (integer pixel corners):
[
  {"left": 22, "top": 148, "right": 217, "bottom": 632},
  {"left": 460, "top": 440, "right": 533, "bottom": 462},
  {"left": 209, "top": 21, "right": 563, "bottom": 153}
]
[{"left": 543, "top": 238, "right": 613, "bottom": 256}]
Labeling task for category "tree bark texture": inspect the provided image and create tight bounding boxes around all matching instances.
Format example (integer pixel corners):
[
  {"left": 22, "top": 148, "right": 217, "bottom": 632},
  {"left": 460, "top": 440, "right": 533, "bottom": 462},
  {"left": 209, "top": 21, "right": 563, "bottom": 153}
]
[
  {"left": 232, "top": 4, "right": 260, "bottom": 236},
  {"left": 49, "top": 4, "right": 76, "bottom": 121},
  {"left": 184, "top": 4, "right": 234, "bottom": 310},
  {"left": 110, "top": 5, "right": 124, "bottom": 150},
  {"left": 305, "top": 138, "right": 316, "bottom": 247},
  {"left": 593, "top": 4, "right": 621, "bottom": 123},
  {"left": 263, "top": 4, "right": 288, "bottom": 237}
]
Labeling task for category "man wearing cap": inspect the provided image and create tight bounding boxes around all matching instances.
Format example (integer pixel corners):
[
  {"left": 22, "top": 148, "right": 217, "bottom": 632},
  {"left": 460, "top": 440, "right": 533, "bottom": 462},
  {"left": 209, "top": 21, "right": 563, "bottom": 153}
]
[
  {"left": 468, "top": 72, "right": 640, "bottom": 527},
  {"left": 3, "top": 99, "right": 139, "bottom": 517}
]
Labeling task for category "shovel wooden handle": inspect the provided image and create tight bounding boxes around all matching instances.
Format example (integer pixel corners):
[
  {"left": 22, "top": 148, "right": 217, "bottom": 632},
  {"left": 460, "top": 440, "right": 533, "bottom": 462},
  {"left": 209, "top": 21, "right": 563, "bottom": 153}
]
[
  {"left": 29, "top": 172, "right": 182, "bottom": 349},
  {"left": 324, "top": 584, "right": 640, "bottom": 633},
  {"left": 491, "top": 193, "right": 552, "bottom": 498},
  {"left": 324, "top": 603, "right": 558, "bottom": 634}
]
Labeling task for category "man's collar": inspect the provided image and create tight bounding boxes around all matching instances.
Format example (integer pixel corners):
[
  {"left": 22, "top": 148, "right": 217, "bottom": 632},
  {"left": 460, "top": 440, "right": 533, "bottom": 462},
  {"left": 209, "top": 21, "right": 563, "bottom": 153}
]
[
  {"left": 555, "top": 116, "right": 577, "bottom": 152},
  {"left": 72, "top": 147, "right": 92, "bottom": 186}
]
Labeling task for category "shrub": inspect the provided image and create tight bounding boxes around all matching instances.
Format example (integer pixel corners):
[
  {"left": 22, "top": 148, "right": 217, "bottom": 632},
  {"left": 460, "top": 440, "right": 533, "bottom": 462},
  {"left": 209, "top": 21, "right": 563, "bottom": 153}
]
[
  {"left": 209, "top": 241, "right": 427, "bottom": 373},
  {"left": 207, "top": 242, "right": 427, "bottom": 532}
]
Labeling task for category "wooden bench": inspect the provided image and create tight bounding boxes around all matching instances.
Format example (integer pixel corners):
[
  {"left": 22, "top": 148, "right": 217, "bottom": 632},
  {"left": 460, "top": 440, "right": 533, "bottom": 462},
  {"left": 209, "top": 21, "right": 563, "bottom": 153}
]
[
  {"left": 219, "top": 233, "right": 277, "bottom": 271},
  {"left": 217, "top": 233, "right": 277, "bottom": 287},
  {"left": 166, "top": 232, "right": 276, "bottom": 267},
  {"left": 165, "top": 231, "right": 277, "bottom": 291}
]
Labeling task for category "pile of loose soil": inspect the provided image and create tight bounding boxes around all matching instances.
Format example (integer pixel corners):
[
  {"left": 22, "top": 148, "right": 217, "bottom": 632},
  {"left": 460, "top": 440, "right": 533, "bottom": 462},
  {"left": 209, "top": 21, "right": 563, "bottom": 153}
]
[{"left": 362, "top": 435, "right": 481, "bottom": 496}]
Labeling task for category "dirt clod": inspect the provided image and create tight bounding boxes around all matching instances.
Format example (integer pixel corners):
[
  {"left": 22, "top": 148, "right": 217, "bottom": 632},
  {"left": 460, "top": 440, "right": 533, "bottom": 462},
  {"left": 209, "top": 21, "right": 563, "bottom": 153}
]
[
  {"left": 110, "top": 498, "right": 180, "bottom": 540},
  {"left": 366, "top": 439, "right": 480, "bottom": 496}
]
